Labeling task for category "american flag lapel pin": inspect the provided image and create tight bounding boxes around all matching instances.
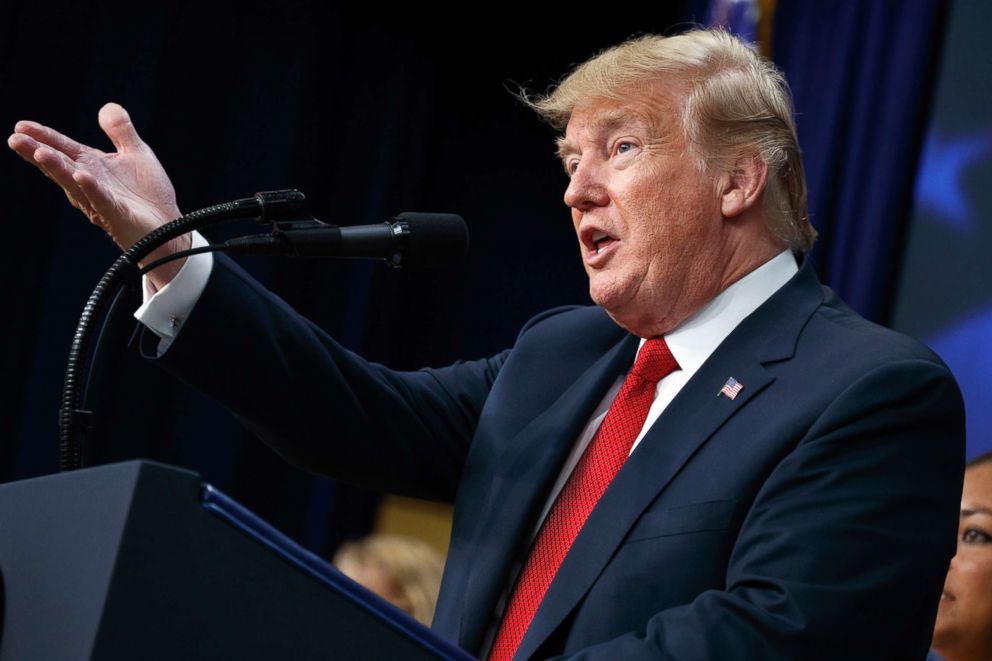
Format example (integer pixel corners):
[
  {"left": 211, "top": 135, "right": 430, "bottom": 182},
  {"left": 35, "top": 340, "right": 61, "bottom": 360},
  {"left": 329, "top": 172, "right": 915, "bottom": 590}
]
[{"left": 718, "top": 377, "right": 743, "bottom": 400}]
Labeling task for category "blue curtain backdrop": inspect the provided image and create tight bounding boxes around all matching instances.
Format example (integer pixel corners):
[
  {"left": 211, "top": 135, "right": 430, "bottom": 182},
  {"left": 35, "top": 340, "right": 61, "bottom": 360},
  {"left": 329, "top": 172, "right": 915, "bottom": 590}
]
[{"left": 772, "top": 0, "right": 949, "bottom": 323}]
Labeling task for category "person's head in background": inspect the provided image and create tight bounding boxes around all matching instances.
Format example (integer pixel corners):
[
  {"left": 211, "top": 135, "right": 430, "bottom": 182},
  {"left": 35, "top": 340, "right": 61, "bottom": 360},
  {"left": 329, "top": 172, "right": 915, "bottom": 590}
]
[
  {"left": 333, "top": 534, "right": 445, "bottom": 626},
  {"left": 932, "top": 451, "right": 992, "bottom": 661}
]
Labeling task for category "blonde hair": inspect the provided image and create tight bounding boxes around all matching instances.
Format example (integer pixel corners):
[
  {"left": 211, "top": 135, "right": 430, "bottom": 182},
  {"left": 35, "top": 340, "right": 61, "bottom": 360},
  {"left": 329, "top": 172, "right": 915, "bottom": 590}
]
[
  {"left": 333, "top": 534, "right": 444, "bottom": 626},
  {"left": 525, "top": 29, "right": 816, "bottom": 252}
]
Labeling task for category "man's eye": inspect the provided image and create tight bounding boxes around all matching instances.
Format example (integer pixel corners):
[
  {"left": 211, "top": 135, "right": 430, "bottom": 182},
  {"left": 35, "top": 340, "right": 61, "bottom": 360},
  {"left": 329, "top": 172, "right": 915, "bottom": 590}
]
[
  {"left": 565, "top": 160, "right": 579, "bottom": 175},
  {"left": 962, "top": 528, "right": 992, "bottom": 544},
  {"left": 615, "top": 142, "right": 634, "bottom": 155}
]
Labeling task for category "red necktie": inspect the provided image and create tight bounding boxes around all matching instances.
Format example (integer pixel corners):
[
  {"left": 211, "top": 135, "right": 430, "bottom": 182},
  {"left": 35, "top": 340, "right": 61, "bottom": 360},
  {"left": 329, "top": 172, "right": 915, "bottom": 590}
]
[{"left": 488, "top": 338, "right": 679, "bottom": 661}]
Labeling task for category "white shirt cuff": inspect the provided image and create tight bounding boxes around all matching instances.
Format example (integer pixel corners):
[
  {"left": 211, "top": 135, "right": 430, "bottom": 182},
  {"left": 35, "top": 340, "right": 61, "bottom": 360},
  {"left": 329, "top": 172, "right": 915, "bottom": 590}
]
[{"left": 134, "top": 231, "right": 214, "bottom": 352}]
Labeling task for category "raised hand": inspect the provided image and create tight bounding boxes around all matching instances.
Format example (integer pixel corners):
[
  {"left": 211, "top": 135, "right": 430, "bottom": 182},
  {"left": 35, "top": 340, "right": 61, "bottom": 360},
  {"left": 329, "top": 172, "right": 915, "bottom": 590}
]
[{"left": 8, "top": 103, "right": 189, "bottom": 289}]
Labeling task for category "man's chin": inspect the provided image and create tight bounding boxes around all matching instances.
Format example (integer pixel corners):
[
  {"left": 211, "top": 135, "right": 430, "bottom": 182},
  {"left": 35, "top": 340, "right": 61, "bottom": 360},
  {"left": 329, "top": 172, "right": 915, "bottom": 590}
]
[
  {"left": 590, "top": 288, "right": 624, "bottom": 318},
  {"left": 595, "top": 296, "right": 650, "bottom": 337},
  {"left": 594, "top": 292, "right": 681, "bottom": 338},
  {"left": 589, "top": 276, "right": 630, "bottom": 310}
]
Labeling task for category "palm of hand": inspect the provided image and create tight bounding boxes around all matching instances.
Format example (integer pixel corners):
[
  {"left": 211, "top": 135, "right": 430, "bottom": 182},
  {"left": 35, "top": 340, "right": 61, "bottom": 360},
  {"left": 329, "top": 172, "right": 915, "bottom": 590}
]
[
  {"left": 74, "top": 145, "right": 180, "bottom": 248},
  {"left": 8, "top": 102, "right": 181, "bottom": 251}
]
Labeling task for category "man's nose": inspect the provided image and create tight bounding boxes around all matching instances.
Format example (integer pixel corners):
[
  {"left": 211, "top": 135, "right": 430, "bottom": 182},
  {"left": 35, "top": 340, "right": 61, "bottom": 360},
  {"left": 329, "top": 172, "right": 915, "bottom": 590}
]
[{"left": 564, "top": 160, "right": 609, "bottom": 210}]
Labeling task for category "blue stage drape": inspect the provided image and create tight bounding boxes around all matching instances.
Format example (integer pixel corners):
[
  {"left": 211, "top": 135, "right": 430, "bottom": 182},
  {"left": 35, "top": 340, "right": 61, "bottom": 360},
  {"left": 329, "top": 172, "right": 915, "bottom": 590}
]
[{"left": 772, "top": 0, "right": 949, "bottom": 323}]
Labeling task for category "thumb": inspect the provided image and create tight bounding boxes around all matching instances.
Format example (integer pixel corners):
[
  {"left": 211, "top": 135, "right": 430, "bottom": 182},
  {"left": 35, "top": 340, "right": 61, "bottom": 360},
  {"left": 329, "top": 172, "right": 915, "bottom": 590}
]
[{"left": 98, "top": 102, "right": 144, "bottom": 152}]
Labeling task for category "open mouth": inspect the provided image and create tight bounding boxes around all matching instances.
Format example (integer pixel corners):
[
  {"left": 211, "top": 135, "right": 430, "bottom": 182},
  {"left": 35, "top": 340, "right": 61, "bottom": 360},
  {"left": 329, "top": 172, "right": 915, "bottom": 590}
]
[
  {"left": 592, "top": 231, "right": 617, "bottom": 254},
  {"left": 581, "top": 227, "right": 619, "bottom": 256}
]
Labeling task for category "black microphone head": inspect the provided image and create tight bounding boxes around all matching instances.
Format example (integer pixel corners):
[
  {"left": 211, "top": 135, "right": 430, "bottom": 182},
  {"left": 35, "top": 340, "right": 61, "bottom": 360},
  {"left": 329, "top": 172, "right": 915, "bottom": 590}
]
[{"left": 392, "top": 212, "right": 469, "bottom": 269}]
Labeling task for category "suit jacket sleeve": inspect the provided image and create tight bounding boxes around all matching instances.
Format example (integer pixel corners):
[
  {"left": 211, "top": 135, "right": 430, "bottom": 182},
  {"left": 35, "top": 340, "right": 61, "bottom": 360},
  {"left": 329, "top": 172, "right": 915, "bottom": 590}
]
[
  {"left": 138, "top": 255, "right": 506, "bottom": 502},
  {"left": 546, "top": 358, "right": 964, "bottom": 660}
]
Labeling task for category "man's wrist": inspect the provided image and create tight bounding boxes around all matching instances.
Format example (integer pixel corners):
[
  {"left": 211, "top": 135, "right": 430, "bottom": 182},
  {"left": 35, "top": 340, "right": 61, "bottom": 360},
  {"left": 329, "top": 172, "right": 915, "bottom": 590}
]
[
  {"left": 142, "top": 233, "right": 193, "bottom": 293},
  {"left": 134, "top": 231, "right": 213, "bottom": 352}
]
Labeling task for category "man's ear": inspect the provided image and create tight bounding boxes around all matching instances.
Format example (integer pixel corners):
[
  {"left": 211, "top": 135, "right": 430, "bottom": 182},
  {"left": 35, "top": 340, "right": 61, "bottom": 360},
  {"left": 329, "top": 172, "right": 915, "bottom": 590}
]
[{"left": 719, "top": 155, "right": 768, "bottom": 218}]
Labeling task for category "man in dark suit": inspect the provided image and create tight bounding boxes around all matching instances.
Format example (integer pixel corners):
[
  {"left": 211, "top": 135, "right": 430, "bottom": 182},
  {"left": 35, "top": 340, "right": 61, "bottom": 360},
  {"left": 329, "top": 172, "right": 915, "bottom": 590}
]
[{"left": 9, "top": 28, "right": 964, "bottom": 660}]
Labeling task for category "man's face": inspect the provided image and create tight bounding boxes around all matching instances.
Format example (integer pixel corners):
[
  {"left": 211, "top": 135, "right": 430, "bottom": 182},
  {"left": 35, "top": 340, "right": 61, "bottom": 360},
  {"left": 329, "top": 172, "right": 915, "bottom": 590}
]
[{"left": 560, "top": 92, "right": 729, "bottom": 337}]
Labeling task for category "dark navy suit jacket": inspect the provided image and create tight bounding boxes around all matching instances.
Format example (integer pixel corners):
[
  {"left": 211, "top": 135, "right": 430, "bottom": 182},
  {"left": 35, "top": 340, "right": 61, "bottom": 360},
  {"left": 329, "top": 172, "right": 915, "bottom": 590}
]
[{"left": 145, "top": 256, "right": 965, "bottom": 660}]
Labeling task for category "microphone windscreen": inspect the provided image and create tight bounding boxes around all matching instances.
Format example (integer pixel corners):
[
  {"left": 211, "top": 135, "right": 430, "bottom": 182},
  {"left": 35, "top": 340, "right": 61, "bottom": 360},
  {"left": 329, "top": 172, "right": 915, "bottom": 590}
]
[{"left": 395, "top": 212, "right": 469, "bottom": 269}]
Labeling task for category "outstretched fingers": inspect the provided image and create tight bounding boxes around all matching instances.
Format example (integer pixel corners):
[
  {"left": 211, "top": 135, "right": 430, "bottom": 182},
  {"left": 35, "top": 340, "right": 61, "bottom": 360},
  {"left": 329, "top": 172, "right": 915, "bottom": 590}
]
[
  {"left": 73, "top": 169, "right": 119, "bottom": 220},
  {"left": 7, "top": 132, "right": 48, "bottom": 169},
  {"left": 32, "top": 143, "right": 79, "bottom": 182},
  {"left": 8, "top": 130, "right": 84, "bottom": 187},
  {"left": 72, "top": 169, "right": 122, "bottom": 238},
  {"left": 33, "top": 144, "right": 89, "bottom": 201},
  {"left": 11, "top": 120, "right": 92, "bottom": 159},
  {"left": 9, "top": 134, "right": 97, "bottom": 218}
]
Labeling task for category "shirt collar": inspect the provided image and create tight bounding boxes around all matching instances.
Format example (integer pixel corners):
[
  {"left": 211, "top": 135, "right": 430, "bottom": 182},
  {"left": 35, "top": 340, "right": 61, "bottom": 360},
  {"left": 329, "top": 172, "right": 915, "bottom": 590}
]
[{"left": 637, "top": 250, "right": 799, "bottom": 379}]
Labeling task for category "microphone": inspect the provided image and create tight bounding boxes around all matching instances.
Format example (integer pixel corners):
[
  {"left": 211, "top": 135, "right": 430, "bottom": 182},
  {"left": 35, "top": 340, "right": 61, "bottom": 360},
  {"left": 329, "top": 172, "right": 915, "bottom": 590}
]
[{"left": 223, "top": 212, "right": 469, "bottom": 269}]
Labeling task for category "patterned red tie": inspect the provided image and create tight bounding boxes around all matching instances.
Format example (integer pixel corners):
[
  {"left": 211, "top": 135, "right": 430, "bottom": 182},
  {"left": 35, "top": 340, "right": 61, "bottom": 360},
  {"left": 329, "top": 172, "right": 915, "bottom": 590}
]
[{"left": 488, "top": 337, "right": 679, "bottom": 661}]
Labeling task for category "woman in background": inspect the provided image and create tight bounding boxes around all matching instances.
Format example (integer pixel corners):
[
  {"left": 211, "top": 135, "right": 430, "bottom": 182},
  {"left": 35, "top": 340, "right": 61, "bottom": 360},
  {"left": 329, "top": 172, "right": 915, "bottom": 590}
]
[{"left": 931, "top": 452, "right": 992, "bottom": 661}]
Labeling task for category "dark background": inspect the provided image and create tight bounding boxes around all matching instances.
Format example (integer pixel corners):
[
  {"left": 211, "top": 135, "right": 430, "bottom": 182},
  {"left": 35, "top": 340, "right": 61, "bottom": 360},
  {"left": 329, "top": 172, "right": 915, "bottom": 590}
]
[
  {"left": 2, "top": 2, "right": 695, "bottom": 551},
  {"left": 3, "top": 0, "right": 973, "bottom": 556}
]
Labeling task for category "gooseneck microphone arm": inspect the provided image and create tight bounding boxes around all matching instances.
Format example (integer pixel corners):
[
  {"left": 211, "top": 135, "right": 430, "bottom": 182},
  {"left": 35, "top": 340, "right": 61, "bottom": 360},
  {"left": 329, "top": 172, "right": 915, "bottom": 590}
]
[{"left": 59, "top": 190, "right": 308, "bottom": 472}]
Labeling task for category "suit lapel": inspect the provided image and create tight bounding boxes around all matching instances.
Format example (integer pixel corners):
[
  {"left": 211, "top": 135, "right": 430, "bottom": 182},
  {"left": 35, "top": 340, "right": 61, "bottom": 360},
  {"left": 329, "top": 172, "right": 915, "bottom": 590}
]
[
  {"left": 514, "top": 259, "right": 825, "bottom": 660},
  {"left": 457, "top": 331, "right": 639, "bottom": 651},
  {"left": 515, "top": 346, "right": 773, "bottom": 659}
]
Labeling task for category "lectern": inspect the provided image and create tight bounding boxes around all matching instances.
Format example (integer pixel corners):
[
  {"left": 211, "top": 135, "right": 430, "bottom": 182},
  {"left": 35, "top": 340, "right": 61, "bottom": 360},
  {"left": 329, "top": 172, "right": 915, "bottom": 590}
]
[{"left": 0, "top": 461, "right": 473, "bottom": 660}]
